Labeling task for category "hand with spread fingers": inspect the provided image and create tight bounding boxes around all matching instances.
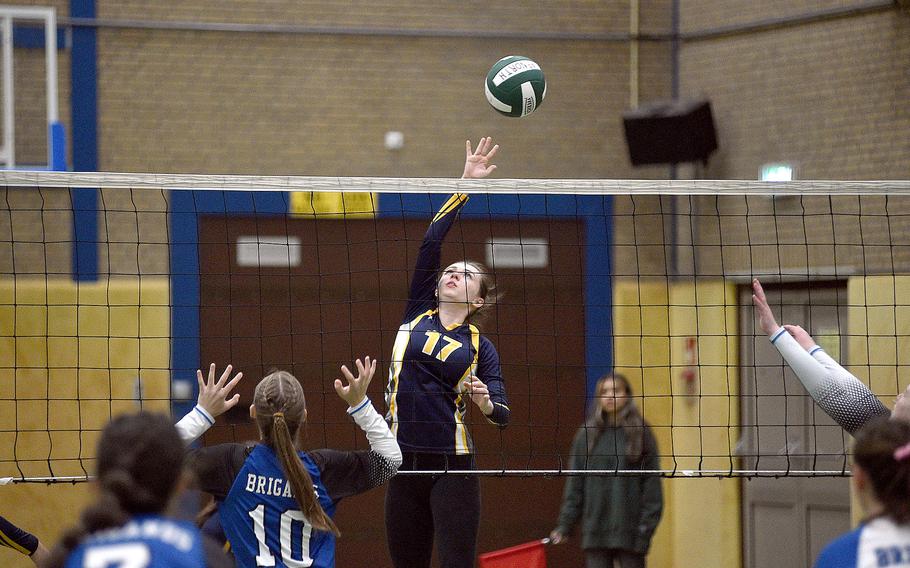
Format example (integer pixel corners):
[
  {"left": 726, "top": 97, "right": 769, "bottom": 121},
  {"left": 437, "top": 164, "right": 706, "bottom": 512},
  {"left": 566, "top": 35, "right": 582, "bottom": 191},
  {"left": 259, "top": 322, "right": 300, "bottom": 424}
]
[
  {"left": 196, "top": 363, "right": 243, "bottom": 418},
  {"left": 462, "top": 137, "right": 499, "bottom": 179},
  {"left": 334, "top": 356, "right": 378, "bottom": 407}
]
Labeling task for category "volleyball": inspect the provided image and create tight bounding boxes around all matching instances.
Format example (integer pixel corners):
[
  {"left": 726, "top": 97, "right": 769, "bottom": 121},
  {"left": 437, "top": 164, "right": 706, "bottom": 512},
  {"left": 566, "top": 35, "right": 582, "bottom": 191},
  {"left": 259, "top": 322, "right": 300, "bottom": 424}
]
[{"left": 484, "top": 56, "right": 546, "bottom": 118}]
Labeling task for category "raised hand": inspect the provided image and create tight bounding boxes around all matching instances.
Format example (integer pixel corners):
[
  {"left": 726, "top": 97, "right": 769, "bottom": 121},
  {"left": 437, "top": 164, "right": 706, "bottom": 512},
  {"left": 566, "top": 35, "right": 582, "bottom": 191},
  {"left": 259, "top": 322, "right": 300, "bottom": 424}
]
[
  {"left": 462, "top": 137, "right": 499, "bottom": 179},
  {"left": 334, "top": 356, "right": 378, "bottom": 407},
  {"left": 196, "top": 363, "right": 243, "bottom": 418},
  {"left": 751, "top": 278, "right": 781, "bottom": 336}
]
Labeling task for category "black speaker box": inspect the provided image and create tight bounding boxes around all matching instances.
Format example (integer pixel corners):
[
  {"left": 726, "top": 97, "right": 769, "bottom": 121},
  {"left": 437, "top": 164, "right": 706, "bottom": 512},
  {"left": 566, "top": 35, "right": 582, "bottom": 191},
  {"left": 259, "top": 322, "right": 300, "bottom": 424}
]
[{"left": 622, "top": 99, "right": 718, "bottom": 166}]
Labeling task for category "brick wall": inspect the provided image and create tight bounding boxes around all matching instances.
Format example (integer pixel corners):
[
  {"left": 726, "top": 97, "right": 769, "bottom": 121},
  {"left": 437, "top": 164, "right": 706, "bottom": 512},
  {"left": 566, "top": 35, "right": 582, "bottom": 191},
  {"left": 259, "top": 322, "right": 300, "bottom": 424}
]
[
  {"left": 96, "top": 32, "right": 648, "bottom": 178},
  {"left": 7, "top": 2, "right": 910, "bottom": 282},
  {"left": 3, "top": 1, "right": 673, "bottom": 278},
  {"left": 681, "top": 7, "right": 909, "bottom": 180}
]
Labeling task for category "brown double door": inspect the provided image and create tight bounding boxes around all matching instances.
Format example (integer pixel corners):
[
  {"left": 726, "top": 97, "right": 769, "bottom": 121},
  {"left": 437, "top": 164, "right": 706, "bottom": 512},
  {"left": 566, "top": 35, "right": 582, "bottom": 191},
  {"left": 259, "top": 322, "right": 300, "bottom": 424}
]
[{"left": 198, "top": 214, "right": 587, "bottom": 566}]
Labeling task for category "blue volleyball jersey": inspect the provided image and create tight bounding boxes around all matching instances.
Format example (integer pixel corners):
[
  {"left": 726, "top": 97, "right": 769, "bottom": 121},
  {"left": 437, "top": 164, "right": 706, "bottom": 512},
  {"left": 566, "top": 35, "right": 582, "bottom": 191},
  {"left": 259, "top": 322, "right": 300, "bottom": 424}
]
[
  {"left": 814, "top": 517, "right": 910, "bottom": 568},
  {"left": 220, "top": 444, "right": 337, "bottom": 568},
  {"left": 385, "top": 193, "right": 510, "bottom": 454},
  {"left": 64, "top": 516, "right": 206, "bottom": 568}
]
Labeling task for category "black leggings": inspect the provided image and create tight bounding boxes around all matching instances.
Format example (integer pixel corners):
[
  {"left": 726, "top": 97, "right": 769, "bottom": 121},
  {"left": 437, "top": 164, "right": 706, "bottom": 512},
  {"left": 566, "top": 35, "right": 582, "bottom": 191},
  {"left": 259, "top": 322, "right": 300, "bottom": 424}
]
[{"left": 385, "top": 453, "right": 480, "bottom": 568}]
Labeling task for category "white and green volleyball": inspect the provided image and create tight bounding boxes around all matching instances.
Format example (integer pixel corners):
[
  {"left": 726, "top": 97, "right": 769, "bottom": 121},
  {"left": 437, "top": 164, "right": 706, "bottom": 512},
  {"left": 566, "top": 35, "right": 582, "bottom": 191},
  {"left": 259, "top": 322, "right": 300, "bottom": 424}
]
[{"left": 485, "top": 56, "right": 546, "bottom": 118}]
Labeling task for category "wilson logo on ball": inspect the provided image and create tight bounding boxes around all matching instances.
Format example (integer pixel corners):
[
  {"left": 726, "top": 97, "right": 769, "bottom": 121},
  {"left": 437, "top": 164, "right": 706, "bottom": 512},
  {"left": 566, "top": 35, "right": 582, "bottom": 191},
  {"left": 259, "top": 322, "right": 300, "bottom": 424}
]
[{"left": 485, "top": 56, "right": 546, "bottom": 118}]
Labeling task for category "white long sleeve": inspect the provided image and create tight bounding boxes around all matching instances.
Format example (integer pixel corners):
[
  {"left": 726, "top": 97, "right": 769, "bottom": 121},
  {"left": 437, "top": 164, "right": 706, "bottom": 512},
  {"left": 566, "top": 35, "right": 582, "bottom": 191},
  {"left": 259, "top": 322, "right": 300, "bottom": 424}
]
[
  {"left": 174, "top": 405, "right": 215, "bottom": 444},
  {"left": 347, "top": 397, "right": 402, "bottom": 470},
  {"left": 769, "top": 327, "right": 890, "bottom": 434}
]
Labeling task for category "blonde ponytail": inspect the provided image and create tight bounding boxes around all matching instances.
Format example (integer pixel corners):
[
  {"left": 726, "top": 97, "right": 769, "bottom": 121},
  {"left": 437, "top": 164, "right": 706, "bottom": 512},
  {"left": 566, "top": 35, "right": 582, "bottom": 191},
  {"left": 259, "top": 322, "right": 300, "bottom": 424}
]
[
  {"left": 255, "top": 371, "right": 339, "bottom": 536},
  {"left": 271, "top": 413, "right": 339, "bottom": 536}
]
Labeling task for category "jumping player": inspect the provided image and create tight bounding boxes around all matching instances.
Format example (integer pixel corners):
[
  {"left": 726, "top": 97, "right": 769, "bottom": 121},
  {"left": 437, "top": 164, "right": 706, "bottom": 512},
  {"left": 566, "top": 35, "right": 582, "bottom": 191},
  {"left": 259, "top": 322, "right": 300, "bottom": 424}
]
[
  {"left": 186, "top": 357, "right": 401, "bottom": 568},
  {"left": 384, "top": 137, "right": 511, "bottom": 568}
]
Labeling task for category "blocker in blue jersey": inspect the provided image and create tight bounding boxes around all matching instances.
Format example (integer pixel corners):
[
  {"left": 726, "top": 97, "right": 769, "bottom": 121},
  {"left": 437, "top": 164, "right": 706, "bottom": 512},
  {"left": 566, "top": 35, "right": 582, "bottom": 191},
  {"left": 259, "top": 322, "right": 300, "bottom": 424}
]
[{"left": 188, "top": 359, "right": 401, "bottom": 568}]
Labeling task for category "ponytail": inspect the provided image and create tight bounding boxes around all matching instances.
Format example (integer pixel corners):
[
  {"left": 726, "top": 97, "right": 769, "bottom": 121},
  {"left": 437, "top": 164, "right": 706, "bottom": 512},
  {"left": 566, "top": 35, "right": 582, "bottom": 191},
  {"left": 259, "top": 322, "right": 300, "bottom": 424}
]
[
  {"left": 254, "top": 371, "right": 340, "bottom": 536},
  {"left": 271, "top": 413, "right": 339, "bottom": 536}
]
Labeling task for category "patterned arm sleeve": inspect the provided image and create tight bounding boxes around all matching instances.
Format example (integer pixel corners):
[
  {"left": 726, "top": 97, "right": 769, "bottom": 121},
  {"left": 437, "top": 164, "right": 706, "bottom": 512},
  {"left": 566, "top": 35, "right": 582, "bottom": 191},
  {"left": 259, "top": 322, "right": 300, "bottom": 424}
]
[
  {"left": 0, "top": 514, "right": 39, "bottom": 556},
  {"left": 770, "top": 328, "right": 890, "bottom": 434},
  {"left": 347, "top": 397, "right": 402, "bottom": 477},
  {"left": 405, "top": 194, "right": 469, "bottom": 321},
  {"left": 313, "top": 398, "right": 402, "bottom": 500},
  {"left": 477, "top": 336, "right": 510, "bottom": 427}
]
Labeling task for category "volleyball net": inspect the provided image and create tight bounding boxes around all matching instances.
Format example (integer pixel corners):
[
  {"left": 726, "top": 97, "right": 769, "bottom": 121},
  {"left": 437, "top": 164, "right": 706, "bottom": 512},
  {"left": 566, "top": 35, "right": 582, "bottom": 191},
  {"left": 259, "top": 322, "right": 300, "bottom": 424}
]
[{"left": 3, "top": 171, "right": 910, "bottom": 482}]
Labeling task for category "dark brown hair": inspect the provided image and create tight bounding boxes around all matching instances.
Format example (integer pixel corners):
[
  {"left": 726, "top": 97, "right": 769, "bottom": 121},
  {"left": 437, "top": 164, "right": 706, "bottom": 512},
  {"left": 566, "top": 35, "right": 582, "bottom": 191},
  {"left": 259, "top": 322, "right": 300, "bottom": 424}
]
[
  {"left": 47, "top": 413, "right": 185, "bottom": 568},
  {"left": 584, "top": 373, "right": 647, "bottom": 464},
  {"left": 254, "top": 370, "right": 339, "bottom": 536},
  {"left": 853, "top": 417, "right": 910, "bottom": 523}
]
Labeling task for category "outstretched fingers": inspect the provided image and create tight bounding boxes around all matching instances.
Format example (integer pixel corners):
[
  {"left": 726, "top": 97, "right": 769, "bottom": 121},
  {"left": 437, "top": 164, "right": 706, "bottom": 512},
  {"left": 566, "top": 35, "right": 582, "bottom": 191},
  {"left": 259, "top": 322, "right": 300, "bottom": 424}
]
[
  {"left": 216, "top": 364, "right": 234, "bottom": 387},
  {"left": 335, "top": 358, "right": 376, "bottom": 406}
]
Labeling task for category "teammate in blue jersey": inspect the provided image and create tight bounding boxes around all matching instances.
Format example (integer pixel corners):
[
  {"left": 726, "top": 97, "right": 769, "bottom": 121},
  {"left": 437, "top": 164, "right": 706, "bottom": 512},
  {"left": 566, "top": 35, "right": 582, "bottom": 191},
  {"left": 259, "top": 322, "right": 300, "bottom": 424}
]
[
  {"left": 187, "top": 357, "right": 402, "bottom": 568},
  {"left": 47, "top": 413, "right": 232, "bottom": 568},
  {"left": 814, "top": 417, "right": 910, "bottom": 567},
  {"left": 384, "top": 137, "right": 511, "bottom": 568},
  {"left": 0, "top": 514, "right": 49, "bottom": 566}
]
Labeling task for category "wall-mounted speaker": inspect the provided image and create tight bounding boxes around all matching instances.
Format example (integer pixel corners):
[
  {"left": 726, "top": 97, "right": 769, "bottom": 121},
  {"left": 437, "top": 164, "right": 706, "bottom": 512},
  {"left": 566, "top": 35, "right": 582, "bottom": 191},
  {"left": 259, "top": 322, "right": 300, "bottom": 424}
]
[{"left": 622, "top": 99, "right": 718, "bottom": 166}]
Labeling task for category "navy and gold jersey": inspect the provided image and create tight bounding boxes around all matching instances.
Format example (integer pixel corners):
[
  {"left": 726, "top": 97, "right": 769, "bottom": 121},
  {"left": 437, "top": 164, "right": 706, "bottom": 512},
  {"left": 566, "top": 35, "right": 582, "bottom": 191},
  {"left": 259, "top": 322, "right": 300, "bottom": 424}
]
[
  {"left": 386, "top": 194, "right": 510, "bottom": 454},
  {"left": 64, "top": 516, "right": 208, "bottom": 568},
  {"left": 0, "top": 514, "right": 38, "bottom": 557}
]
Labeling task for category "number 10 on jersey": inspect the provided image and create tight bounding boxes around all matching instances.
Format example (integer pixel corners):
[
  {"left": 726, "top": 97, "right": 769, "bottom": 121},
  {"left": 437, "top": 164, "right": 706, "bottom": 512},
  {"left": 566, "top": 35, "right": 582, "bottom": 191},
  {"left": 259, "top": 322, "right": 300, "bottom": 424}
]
[{"left": 249, "top": 505, "right": 314, "bottom": 567}]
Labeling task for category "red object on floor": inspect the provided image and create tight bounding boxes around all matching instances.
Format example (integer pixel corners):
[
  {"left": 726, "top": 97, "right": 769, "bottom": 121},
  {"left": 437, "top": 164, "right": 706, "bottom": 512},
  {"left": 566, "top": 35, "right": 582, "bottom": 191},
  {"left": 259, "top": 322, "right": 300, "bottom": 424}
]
[{"left": 479, "top": 540, "right": 547, "bottom": 568}]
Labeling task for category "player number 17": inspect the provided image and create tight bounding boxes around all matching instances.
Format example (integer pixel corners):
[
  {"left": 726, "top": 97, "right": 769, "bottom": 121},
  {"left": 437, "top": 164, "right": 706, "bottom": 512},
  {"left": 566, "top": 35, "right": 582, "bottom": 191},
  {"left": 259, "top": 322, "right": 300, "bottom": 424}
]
[{"left": 421, "top": 331, "right": 462, "bottom": 362}]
